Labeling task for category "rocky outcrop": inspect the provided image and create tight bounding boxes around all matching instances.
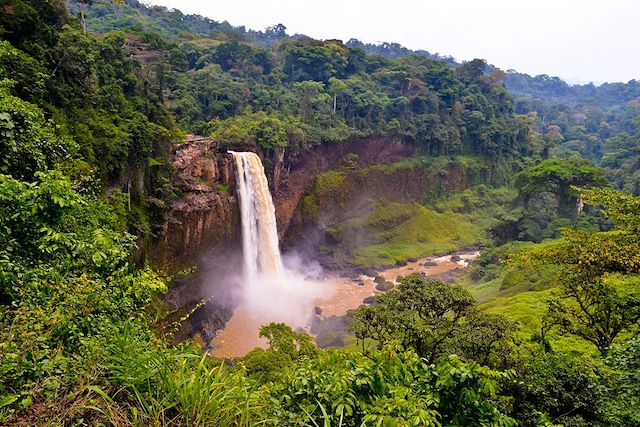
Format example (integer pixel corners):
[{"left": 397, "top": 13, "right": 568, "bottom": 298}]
[
  {"left": 151, "top": 135, "right": 240, "bottom": 270},
  {"left": 274, "top": 137, "right": 416, "bottom": 242}
]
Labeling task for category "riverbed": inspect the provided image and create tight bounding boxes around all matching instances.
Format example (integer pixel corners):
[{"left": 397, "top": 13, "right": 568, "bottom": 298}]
[{"left": 210, "top": 250, "right": 480, "bottom": 358}]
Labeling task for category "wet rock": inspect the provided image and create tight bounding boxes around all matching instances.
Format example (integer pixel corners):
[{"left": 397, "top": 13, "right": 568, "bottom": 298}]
[
  {"left": 363, "top": 296, "right": 378, "bottom": 305},
  {"left": 359, "top": 267, "right": 378, "bottom": 277},
  {"left": 374, "top": 276, "right": 386, "bottom": 285},
  {"left": 423, "top": 261, "right": 438, "bottom": 267},
  {"left": 407, "top": 257, "right": 418, "bottom": 262},
  {"left": 376, "top": 281, "right": 394, "bottom": 291},
  {"left": 395, "top": 259, "right": 408, "bottom": 266},
  {"left": 355, "top": 281, "right": 365, "bottom": 286},
  {"left": 152, "top": 135, "right": 241, "bottom": 270},
  {"left": 314, "top": 306, "right": 323, "bottom": 315},
  {"left": 396, "top": 275, "right": 404, "bottom": 282},
  {"left": 451, "top": 254, "right": 461, "bottom": 262}
]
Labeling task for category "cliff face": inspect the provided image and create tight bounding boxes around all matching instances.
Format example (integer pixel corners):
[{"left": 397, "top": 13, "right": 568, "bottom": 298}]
[
  {"left": 152, "top": 135, "right": 240, "bottom": 270},
  {"left": 153, "top": 135, "right": 417, "bottom": 269},
  {"left": 273, "top": 137, "right": 416, "bottom": 242}
]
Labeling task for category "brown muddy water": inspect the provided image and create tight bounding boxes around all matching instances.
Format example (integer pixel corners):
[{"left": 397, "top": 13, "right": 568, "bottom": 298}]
[{"left": 210, "top": 250, "right": 480, "bottom": 358}]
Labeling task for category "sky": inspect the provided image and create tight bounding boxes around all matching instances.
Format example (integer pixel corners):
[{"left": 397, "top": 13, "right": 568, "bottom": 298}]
[{"left": 150, "top": 0, "right": 640, "bottom": 84}]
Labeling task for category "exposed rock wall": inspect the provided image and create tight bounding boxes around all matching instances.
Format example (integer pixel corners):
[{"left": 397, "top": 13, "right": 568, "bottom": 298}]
[
  {"left": 274, "top": 137, "right": 416, "bottom": 241},
  {"left": 153, "top": 135, "right": 417, "bottom": 269},
  {"left": 151, "top": 135, "right": 240, "bottom": 270}
]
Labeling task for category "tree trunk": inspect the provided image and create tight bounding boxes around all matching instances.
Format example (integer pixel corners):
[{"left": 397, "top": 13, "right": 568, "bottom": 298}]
[{"left": 80, "top": 3, "right": 87, "bottom": 34}]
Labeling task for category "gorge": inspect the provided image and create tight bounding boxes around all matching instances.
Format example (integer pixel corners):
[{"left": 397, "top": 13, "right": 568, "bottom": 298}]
[
  {"left": 4, "top": 1, "right": 639, "bottom": 423},
  {"left": 205, "top": 150, "right": 482, "bottom": 357}
]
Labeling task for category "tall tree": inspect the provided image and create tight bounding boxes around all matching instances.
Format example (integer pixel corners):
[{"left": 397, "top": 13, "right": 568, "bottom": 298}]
[{"left": 521, "top": 188, "right": 640, "bottom": 355}]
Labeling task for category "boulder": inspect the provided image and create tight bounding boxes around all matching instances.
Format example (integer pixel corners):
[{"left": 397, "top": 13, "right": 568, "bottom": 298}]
[
  {"left": 376, "top": 281, "right": 394, "bottom": 291},
  {"left": 363, "top": 296, "right": 378, "bottom": 305}
]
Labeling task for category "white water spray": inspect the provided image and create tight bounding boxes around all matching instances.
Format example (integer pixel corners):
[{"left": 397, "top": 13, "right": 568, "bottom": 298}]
[{"left": 211, "top": 151, "right": 332, "bottom": 357}]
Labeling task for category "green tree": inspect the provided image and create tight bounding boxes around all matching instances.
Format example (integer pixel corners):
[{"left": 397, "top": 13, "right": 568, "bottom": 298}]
[
  {"left": 268, "top": 344, "right": 515, "bottom": 427},
  {"left": 514, "top": 158, "right": 609, "bottom": 217},
  {"left": 507, "top": 351, "right": 611, "bottom": 427},
  {"left": 350, "top": 274, "right": 514, "bottom": 365},
  {"left": 259, "top": 322, "right": 316, "bottom": 358},
  {"left": 606, "top": 337, "right": 640, "bottom": 425},
  {"left": 0, "top": 85, "right": 75, "bottom": 181},
  {"left": 521, "top": 188, "right": 640, "bottom": 356},
  {"left": 327, "top": 76, "right": 348, "bottom": 114}
]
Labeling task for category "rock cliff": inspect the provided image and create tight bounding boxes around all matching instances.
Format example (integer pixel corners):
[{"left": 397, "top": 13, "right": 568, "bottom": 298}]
[
  {"left": 152, "top": 135, "right": 417, "bottom": 269},
  {"left": 151, "top": 135, "right": 240, "bottom": 270}
]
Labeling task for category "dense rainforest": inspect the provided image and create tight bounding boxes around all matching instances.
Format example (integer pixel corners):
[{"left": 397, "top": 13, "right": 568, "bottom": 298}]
[{"left": 1, "top": 0, "right": 639, "bottom": 425}]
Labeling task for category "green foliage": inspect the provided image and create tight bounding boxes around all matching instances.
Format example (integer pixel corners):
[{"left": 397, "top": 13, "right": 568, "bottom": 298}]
[
  {"left": 0, "top": 88, "right": 75, "bottom": 180},
  {"left": 0, "top": 171, "right": 167, "bottom": 421},
  {"left": 514, "top": 157, "right": 608, "bottom": 217},
  {"left": 506, "top": 351, "right": 612, "bottom": 427},
  {"left": 259, "top": 322, "right": 317, "bottom": 358},
  {"left": 350, "top": 274, "right": 515, "bottom": 367},
  {"left": 101, "top": 326, "right": 265, "bottom": 426},
  {"left": 512, "top": 83, "right": 640, "bottom": 195},
  {"left": 605, "top": 337, "right": 640, "bottom": 425},
  {"left": 518, "top": 188, "right": 640, "bottom": 355},
  {"left": 70, "top": 2, "right": 531, "bottom": 162},
  {"left": 0, "top": 3, "right": 178, "bottom": 251},
  {"left": 463, "top": 241, "right": 559, "bottom": 302},
  {"left": 210, "top": 111, "right": 297, "bottom": 150},
  {"left": 268, "top": 344, "right": 515, "bottom": 427}
]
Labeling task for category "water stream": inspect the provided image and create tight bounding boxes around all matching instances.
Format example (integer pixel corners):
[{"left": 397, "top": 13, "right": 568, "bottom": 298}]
[{"left": 229, "top": 151, "right": 284, "bottom": 280}]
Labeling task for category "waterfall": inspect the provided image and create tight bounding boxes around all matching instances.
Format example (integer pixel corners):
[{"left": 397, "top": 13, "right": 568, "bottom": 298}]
[{"left": 229, "top": 151, "right": 284, "bottom": 281}]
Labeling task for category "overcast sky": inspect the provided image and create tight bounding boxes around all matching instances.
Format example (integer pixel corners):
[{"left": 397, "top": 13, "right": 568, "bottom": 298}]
[{"left": 150, "top": 0, "right": 639, "bottom": 84}]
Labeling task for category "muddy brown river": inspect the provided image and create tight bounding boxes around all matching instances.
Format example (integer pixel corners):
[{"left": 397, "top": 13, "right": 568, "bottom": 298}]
[{"left": 211, "top": 250, "right": 480, "bottom": 358}]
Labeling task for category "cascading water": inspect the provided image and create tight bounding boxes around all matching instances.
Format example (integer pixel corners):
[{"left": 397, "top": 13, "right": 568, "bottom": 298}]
[
  {"left": 228, "top": 151, "right": 284, "bottom": 281},
  {"left": 213, "top": 151, "right": 329, "bottom": 358}
]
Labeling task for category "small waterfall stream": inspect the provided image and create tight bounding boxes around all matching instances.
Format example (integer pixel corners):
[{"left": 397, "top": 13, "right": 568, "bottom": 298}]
[{"left": 228, "top": 151, "right": 284, "bottom": 281}]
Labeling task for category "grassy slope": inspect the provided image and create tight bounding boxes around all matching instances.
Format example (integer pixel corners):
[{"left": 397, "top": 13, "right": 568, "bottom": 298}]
[
  {"left": 480, "top": 289, "right": 597, "bottom": 355},
  {"left": 459, "top": 264, "right": 560, "bottom": 303},
  {"left": 316, "top": 166, "right": 516, "bottom": 265},
  {"left": 351, "top": 202, "right": 483, "bottom": 265}
]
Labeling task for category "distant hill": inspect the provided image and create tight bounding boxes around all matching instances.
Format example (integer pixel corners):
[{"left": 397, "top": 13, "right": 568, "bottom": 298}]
[
  {"left": 67, "top": 0, "right": 287, "bottom": 45},
  {"left": 69, "top": 0, "right": 639, "bottom": 110},
  {"left": 502, "top": 72, "right": 640, "bottom": 109}
]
